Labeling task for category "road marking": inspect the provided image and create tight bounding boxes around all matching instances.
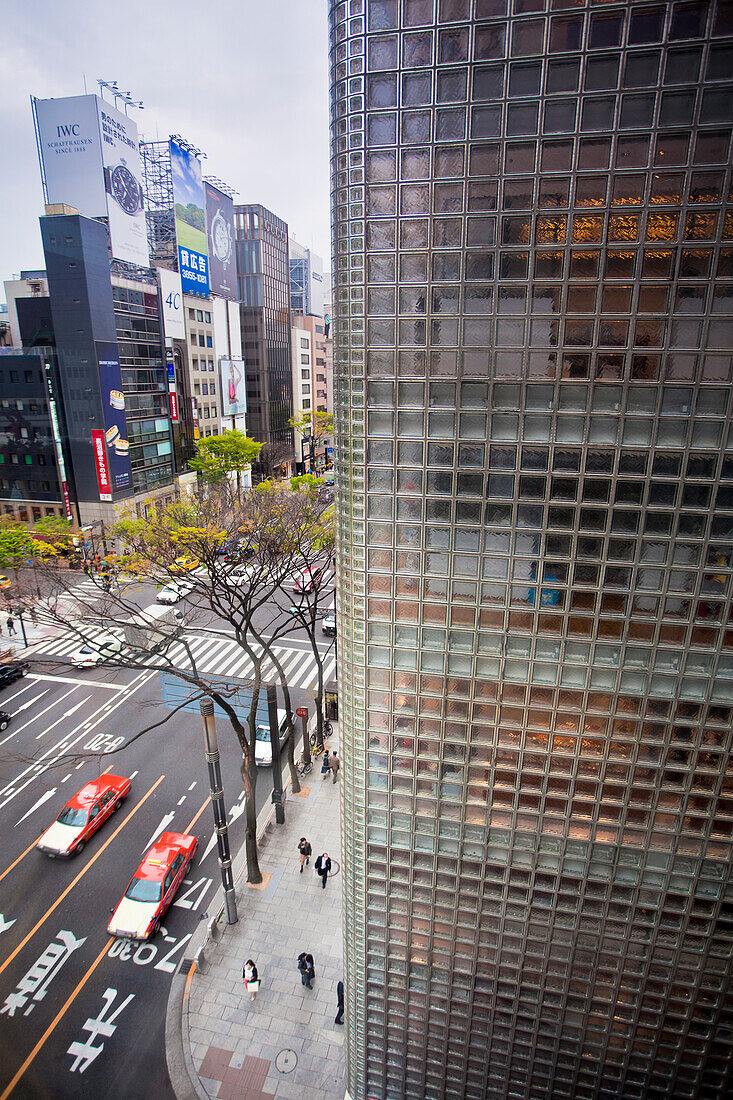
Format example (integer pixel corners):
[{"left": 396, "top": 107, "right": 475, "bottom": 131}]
[
  {"left": 28, "top": 674, "right": 123, "bottom": 691},
  {"left": 14, "top": 690, "right": 50, "bottom": 713},
  {"left": 0, "top": 682, "right": 36, "bottom": 707},
  {"left": 0, "top": 686, "right": 78, "bottom": 747},
  {"left": 184, "top": 796, "right": 211, "bottom": 835},
  {"left": 35, "top": 697, "right": 89, "bottom": 740},
  {"left": 0, "top": 914, "right": 17, "bottom": 934},
  {"left": 0, "top": 774, "right": 165, "bottom": 980},
  {"left": 15, "top": 788, "right": 57, "bottom": 827},
  {"left": 0, "top": 835, "right": 44, "bottom": 886},
  {"left": 0, "top": 937, "right": 112, "bottom": 1100},
  {"left": 142, "top": 811, "right": 175, "bottom": 853}
]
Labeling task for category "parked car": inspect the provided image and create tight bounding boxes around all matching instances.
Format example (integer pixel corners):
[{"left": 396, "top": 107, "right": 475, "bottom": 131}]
[
  {"left": 0, "top": 661, "right": 30, "bottom": 691},
  {"left": 108, "top": 831, "right": 198, "bottom": 940},
  {"left": 0, "top": 574, "right": 11, "bottom": 589},
  {"left": 254, "top": 709, "right": 289, "bottom": 766},
  {"left": 70, "top": 633, "right": 125, "bottom": 667},
  {"left": 321, "top": 615, "right": 336, "bottom": 636},
  {"left": 0, "top": 710, "right": 11, "bottom": 732},
  {"left": 156, "top": 581, "right": 193, "bottom": 604},
  {"left": 36, "top": 774, "right": 131, "bottom": 857}
]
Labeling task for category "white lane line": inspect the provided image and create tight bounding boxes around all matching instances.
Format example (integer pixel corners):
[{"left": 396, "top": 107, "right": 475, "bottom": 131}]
[
  {"left": 0, "top": 669, "right": 156, "bottom": 810},
  {"left": 29, "top": 674, "right": 123, "bottom": 691},
  {"left": 187, "top": 782, "right": 196, "bottom": 790},
  {"left": 15, "top": 787, "right": 57, "bottom": 827},
  {"left": 0, "top": 687, "right": 79, "bottom": 747},
  {"left": 35, "top": 697, "right": 89, "bottom": 739},
  {"left": 0, "top": 681, "right": 37, "bottom": 707},
  {"left": 61, "top": 773, "right": 72, "bottom": 783},
  {"left": 176, "top": 796, "right": 186, "bottom": 805}
]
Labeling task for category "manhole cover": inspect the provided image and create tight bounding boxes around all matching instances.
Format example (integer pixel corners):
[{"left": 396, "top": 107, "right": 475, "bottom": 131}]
[{"left": 275, "top": 1049, "right": 297, "bottom": 1073}]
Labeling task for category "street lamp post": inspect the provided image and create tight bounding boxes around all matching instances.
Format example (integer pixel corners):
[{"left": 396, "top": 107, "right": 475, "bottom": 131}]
[
  {"left": 199, "top": 698, "right": 238, "bottom": 924},
  {"left": 267, "top": 683, "right": 286, "bottom": 825}
]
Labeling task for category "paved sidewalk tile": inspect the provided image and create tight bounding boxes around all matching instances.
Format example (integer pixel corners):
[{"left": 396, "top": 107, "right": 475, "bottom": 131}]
[{"left": 187, "top": 734, "right": 345, "bottom": 1099}]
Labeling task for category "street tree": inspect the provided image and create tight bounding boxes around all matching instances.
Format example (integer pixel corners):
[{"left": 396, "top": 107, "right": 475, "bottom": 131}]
[
  {"left": 188, "top": 429, "right": 263, "bottom": 501},
  {"left": 289, "top": 410, "right": 334, "bottom": 474},
  {"left": 31, "top": 482, "right": 334, "bottom": 883}
]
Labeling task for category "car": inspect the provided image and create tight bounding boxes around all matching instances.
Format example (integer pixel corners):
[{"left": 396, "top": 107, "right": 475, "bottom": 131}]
[
  {"left": 36, "top": 774, "right": 131, "bottom": 857},
  {"left": 0, "top": 661, "right": 30, "bottom": 691},
  {"left": 228, "top": 562, "right": 259, "bottom": 585},
  {"left": 321, "top": 615, "right": 336, "bottom": 636},
  {"left": 70, "top": 633, "right": 125, "bottom": 667},
  {"left": 254, "top": 708, "right": 289, "bottom": 767},
  {"left": 170, "top": 555, "right": 199, "bottom": 573},
  {"left": 0, "top": 710, "right": 11, "bottom": 732},
  {"left": 0, "top": 574, "right": 11, "bottom": 589},
  {"left": 107, "top": 831, "right": 198, "bottom": 941},
  {"left": 156, "top": 581, "right": 192, "bottom": 604},
  {"left": 293, "top": 566, "right": 323, "bottom": 594}
]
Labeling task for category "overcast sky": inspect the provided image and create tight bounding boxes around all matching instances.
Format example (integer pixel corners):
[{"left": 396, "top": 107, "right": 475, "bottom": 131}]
[{"left": 0, "top": 0, "right": 331, "bottom": 294}]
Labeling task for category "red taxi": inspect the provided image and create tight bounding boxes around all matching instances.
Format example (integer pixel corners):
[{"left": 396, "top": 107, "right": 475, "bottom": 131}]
[
  {"left": 107, "top": 831, "right": 198, "bottom": 941},
  {"left": 37, "top": 774, "right": 131, "bottom": 858},
  {"left": 292, "top": 566, "right": 323, "bottom": 594}
]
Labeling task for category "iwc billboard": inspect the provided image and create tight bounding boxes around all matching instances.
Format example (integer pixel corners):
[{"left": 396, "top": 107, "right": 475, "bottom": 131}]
[{"left": 34, "top": 94, "right": 149, "bottom": 267}]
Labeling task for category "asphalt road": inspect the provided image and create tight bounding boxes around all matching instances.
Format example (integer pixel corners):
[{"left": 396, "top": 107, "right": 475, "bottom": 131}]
[{"left": 0, "top": 589, "right": 332, "bottom": 1098}]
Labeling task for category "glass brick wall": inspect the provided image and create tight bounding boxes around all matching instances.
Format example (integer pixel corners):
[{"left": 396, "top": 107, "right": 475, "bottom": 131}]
[{"left": 330, "top": 1, "right": 733, "bottom": 1098}]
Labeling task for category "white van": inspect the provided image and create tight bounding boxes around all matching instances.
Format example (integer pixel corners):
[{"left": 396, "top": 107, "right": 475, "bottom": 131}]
[{"left": 254, "top": 709, "right": 289, "bottom": 766}]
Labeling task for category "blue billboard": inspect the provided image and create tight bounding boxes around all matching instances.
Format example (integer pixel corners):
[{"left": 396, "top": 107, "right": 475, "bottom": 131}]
[
  {"left": 169, "top": 138, "right": 209, "bottom": 297},
  {"left": 95, "top": 340, "right": 132, "bottom": 497}
]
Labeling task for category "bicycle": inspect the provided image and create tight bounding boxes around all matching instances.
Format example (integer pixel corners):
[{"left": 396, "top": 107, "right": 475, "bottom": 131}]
[
  {"left": 310, "top": 741, "right": 325, "bottom": 759},
  {"left": 309, "top": 721, "right": 332, "bottom": 749},
  {"left": 297, "top": 758, "right": 312, "bottom": 776}
]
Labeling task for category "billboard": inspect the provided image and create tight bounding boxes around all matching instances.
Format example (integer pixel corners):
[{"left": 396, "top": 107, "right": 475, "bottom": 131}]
[
  {"left": 204, "top": 182, "right": 236, "bottom": 299},
  {"left": 98, "top": 101, "right": 148, "bottom": 267},
  {"left": 95, "top": 340, "right": 132, "bottom": 498},
  {"left": 91, "top": 430, "right": 113, "bottom": 501},
  {"left": 158, "top": 267, "right": 185, "bottom": 340},
  {"left": 170, "top": 138, "right": 209, "bottom": 297},
  {"left": 35, "top": 95, "right": 107, "bottom": 216},
  {"left": 220, "top": 359, "right": 246, "bottom": 419},
  {"left": 34, "top": 94, "right": 148, "bottom": 267}
]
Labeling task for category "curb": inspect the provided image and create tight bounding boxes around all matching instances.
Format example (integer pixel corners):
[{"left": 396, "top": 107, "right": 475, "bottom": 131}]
[{"left": 165, "top": 759, "right": 300, "bottom": 1099}]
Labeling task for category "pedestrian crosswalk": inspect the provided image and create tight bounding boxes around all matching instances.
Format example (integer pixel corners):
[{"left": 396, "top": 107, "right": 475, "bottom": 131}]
[{"left": 31, "top": 627, "right": 336, "bottom": 695}]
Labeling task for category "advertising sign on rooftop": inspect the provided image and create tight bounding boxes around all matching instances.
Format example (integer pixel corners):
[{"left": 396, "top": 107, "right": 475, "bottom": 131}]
[
  {"left": 204, "top": 182, "right": 236, "bottom": 299},
  {"left": 34, "top": 94, "right": 149, "bottom": 267},
  {"left": 170, "top": 138, "right": 209, "bottom": 297}
]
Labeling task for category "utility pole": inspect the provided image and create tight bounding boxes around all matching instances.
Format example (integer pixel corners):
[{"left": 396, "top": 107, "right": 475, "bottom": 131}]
[{"left": 199, "top": 699, "right": 238, "bottom": 924}]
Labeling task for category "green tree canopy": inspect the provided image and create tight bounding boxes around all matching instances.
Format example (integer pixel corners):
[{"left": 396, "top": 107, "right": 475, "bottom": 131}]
[
  {"left": 188, "top": 430, "right": 263, "bottom": 486},
  {"left": 289, "top": 410, "right": 333, "bottom": 443}
]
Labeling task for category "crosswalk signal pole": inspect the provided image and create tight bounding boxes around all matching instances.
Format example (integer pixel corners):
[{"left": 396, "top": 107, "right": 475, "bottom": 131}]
[{"left": 199, "top": 698, "right": 238, "bottom": 924}]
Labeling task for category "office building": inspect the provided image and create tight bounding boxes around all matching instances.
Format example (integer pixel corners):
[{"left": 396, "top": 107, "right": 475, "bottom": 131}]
[
  {"left": 331, "top": 1, "right": 733, "bottom": 1098},
  {"left": 235, "top": 204, "right": 294, "bottom": 470},
  {"left": 289, "top": 239, "right": 326, "bottom": 317},
  {"left": 291, "top": 313, "right": 331, "bottom": 472}
]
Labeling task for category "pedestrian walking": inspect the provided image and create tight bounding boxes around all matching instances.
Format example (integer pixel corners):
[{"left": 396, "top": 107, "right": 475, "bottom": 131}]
[
  {"left": 298, "top": 837, "right": 312, "bottom": 873},
  {"left": 329, "top": 750, "right": 340, "bottom": 784},
  {"left": 314, "top": 851, "right": 331, "bottom": 889},
  {"left": 29, "top": 608, "right": 38, "bottom": 626},
  {"left": 6, "top": 616, "right": 15, "bottom": 637},
  {"left": 335, "top": 980, "right": 344, "bottom": 1025},
  {"left": 320, "top": 753, "right": 330, "bottom": 779},
  {"left": 243, "top": 959, "right": 259, "bottom": 1001},
  {"left": 297, "top": 952, "right": 315, "bottom": 988}
]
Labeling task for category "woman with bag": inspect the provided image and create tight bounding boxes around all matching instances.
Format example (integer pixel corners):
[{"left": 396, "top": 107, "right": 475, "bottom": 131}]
[
  {"left": 298, "top": 837, "right": 312, "bottom": 873},
  {"left": 243, "top": 959, "right": 259, "bottom": 1001}
]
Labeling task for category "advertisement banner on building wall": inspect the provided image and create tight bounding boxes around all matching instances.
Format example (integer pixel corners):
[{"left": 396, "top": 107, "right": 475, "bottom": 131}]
[
  {"left": 91, "top": 430, "right": 112, "bottom": 501},
  {"left": 95, "top": 340, "right": 132, "bottom": 497},
  {"left": 204, "top": 182, "right": 236, "bottom": 299},
  {"left": 34, "top": 95, "right": 107, "bottom": 217},
  {"left": 158, "top": 267, "right": 185, "bottom": 339},
  {"left": 98, "top": 99, "right": 149, "bottom": 267},
  {"left": 169, "top": 391, "right": 179, "bottom": 421},
  {"left": 169, "top": 138, "right": 209, "bottom": 297},
  {"left": 220, "top": 359, "right": 246, "bottom": 418}
]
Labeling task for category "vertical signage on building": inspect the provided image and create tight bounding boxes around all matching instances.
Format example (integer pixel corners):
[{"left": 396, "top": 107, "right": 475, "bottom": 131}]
[
  {"left": 219, "top": 359, "right": 246, "bottom": 418},
  {"left": 158, "top": 267, "right": 185, "bottom": 340},
  {"left": 169, "top": 138, "right": 209, "bottom": 297},
  {"left": 169, "top": 391, "right": 179, "bottom": 422},
  {"left": 34, "top": 93, "right": 148, "bottom": 266},
  {"left": 95, "top": 340, "right": 132, "bottom": 497},
  {"left": 43, "top": 359, "right": 74, "bottom": 521},
  {"left": 204, "top": 182, "right": 236, "bottom": 299},
  {"left": 91, "top": 430, "right": 112, "bottom": 501}
]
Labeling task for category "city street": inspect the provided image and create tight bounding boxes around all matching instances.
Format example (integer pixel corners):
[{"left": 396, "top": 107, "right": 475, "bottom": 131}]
[{"left": 0, "top": 577, "right": 335, "bottom": 1099}]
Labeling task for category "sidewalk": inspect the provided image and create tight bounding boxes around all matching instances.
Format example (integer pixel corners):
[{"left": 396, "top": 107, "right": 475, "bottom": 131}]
[{"left": 167, "top": 728, "right": 346, "bottom": 1100}]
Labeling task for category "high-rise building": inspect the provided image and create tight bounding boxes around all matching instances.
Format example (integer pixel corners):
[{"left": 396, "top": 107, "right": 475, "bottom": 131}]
[
  {"left": 331, "top": 2, "right": 733, "bottom": 1099},
  {"left": 289, "top": 238, "right": 326, "bottom": 317},
  {"left": 235, "top": 204, "right": 294, "bottom": 470},
  {"left": 291, "top": 313, "right": 332, "bottom": 472}
]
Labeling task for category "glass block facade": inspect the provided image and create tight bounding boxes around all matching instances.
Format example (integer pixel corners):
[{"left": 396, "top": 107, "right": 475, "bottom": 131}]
[{"left": 330, "top": 1, "right": 733, "bottom": 1098}]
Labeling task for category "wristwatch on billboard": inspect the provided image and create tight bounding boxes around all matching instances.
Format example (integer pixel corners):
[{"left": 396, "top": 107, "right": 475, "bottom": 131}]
[
  {"left": 104, "top": 161, "right": 144, "bottom": 215},
  {"left": 209, "top": 208, "right": 232, "bottom": 263}
]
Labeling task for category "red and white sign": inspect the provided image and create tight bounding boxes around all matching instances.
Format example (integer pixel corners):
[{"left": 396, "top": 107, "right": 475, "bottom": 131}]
[
  {"left": 296, "top": 707, "right": 308, "bottom": 719},
  {"left": 61, "top": 481, "right": 73, "bottom": 521},
  {"left": 169, "top": 391, "right": 179, "bottom": 421},
  {"left": 91, "top": 430, "right": 112, "bottom": 501}
]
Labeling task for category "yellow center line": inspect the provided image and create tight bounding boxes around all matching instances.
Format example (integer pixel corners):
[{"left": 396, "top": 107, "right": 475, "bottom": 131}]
[
  {"left": 0, "top": 937, "right": 112, "bottom": 1100},
  {"left": 184, "top": 795, "right": 211, "bottom": 835},
  {"left": 0, "top": 773, "right": 165, "bottom": 979},
  {"left": 0, "top": 767, "right": 113, "bottom": 887}
]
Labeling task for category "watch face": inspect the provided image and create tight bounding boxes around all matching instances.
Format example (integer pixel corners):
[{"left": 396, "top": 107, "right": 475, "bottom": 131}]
[
  {"left": 211, "top": 212, "right": 232, "bottom": 263},
  {"left": 110, "top": 165, "right": 142, "bottom": 214}
]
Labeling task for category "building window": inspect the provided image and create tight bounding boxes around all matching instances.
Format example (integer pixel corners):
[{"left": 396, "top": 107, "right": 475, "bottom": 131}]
[
  {"left": 300, "top": 337, "right": 309, "bottom": 348},
  {"left": 301, "top": 354, "right": 310, "bottom": 364},
  {"left": 188, "top": 309, "right": 195, "bottom": 320},
  {"left": 202, "top": 383, "right": 209, "bottom": 395},
  {"left": 302, "top": 385, "right": 311, "bottom": 395},
  {"left": 208, "top": 360, "right": 214, "bottom": 371},
  {"left": 206, "top": 336, "right": 213, "bottom": 347},
  {"left": 302, "top": 399, "right": 311, "bottom": 409},
  {"left": 199, "top": 335, "right": 206, "bottom": 347},
  {"left": 204, "top": 311, "right": 211, "bottom": 323},
  {"left": 196, "top": 310, "right": 203, "bottom": 322}
]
